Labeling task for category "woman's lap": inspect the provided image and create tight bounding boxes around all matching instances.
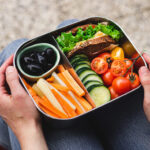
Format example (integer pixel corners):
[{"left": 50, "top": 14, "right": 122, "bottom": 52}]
[
  {"left": 99, "top": 90, "right": 150, "bottom": 150},
  {"left": 0, "top": 19, "right": 150, "bottom": 150},
  {"left": 0, "top": 118, "right": 11, "bottom": 150}
]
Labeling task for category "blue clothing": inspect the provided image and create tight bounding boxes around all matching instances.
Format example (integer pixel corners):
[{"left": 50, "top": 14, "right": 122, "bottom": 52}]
[{"left": 0, "top": 19, "right": 150, "bottom": 150}]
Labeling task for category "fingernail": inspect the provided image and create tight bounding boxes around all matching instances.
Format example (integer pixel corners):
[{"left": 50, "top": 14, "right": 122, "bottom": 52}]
[
  {"left": 140, "top": 66, "right": 149, "bottom": 74},
  {"left": 6, "top": 66, "right": 14, "bottom": 73}
]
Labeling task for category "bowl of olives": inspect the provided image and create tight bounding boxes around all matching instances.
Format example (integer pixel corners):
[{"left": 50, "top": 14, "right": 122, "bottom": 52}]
[{"left": 16, "top": 43, "right": 60, "bottom": 81}]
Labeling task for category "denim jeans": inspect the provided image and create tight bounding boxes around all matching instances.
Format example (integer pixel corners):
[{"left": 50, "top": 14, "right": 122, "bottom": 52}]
[{"left": 0, "top": 19, "right": 150, "bottom": 150}]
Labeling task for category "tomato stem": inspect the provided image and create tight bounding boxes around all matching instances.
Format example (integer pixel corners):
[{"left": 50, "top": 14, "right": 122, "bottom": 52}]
[
  {"left": 106, "top": 57, "right": 113, "bottom": 68},
  {"left": 123, "top": 50, "right": 145, "bottom": 77}
]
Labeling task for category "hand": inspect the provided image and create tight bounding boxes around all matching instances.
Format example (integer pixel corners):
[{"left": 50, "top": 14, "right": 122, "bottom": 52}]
[
  {"left": 0, "top": 55, "right": 48, "bottom": 150},
  {"left": 139, "top": 53, "right": 150, "bottom": 122}
]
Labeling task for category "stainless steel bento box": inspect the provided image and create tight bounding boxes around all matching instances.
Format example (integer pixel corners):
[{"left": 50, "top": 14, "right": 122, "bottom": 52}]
[{"left": 13, "top": 17, "right": 147, "bottom": 128}]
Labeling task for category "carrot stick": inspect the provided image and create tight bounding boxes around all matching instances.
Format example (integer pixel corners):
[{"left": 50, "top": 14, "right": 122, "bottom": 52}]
[
  {"left": 21, "top": 78, "right": 37, "bottom": 97},
  {"left": 57, "top": 73, "right": 73, "bottom": 90},
  {"left": 42, "top": 96, "right": 68, "bottom": 119},
  {"left": 75, "top": 94, "right": 92, "bottom": 112},
  {"left": 42, "top": 79, "right": 76, "bottom": 110},
  {"left": 61, "top": 70, "right": 85, "bottom": 97},
  {"left": 51, "top": 89, "right": 77, "bottom": 118},
  {"left": 60, "top": 91, "right": 85, "bottom": 115},
  {"left": 49, "top": 83, "right": 69, "bottom": 92},
  {"left": 21, "top": 78, "right": 31, "bottom": 89},
  {"left": 46, "top": 76, "right": 55, "bottom": 82},
  {"left": 32, "top": 95, "right": 61, "bottom": 118},
  {"left": 38, "top": 103, "right": 60, "bottom": 118},
  {"left": 33, "top": 95, "right": 68, "bottom": 119},
  {"left": 37, "top": 78, "right": 66, "bottom": 115},
  {"left": 68, "top": 68, "right": 96, "bottom": 108},
  {"left": 57, "top": 65, "right": 65, "bottom": 72},
  {"left": 28, "top": 87, "right": 37, "bottom": 97},
  {"left": 32, "top": 95, "right": 39, "bottom": 104},
  {"left": 52, "top": 72, "right": 86, "bottom": 113}
]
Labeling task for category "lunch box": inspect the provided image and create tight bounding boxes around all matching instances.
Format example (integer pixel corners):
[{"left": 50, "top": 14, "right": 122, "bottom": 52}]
[{"left": 13, "top": 17, "right": 147, "bottom": 128}]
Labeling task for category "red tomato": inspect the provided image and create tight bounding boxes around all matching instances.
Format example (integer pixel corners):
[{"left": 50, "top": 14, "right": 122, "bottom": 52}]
[
  {"left": 112, "top": 77, "right": 131, "bottom": 95},
  {"left": 109, "top": 86, "right": 119, "bottom": 99},
  {"left": 102, "top": 69, "right": 115, "bottom": 86},
  {"left": 132, "top": 52, "right": 145, "bottom": 69},
  {"left": 126, "top": 72, "right": 140, "bottom": 89},
  {"left": 98, "top": 52, "right": 111, "bottom": 61},
  {"left": 124, "top": 58, "right": 133, "bottom": 72},
  {"left": 91, "top": 57, "right": 108, "bottom": 74},
  {"left": 111, "top": 60, "right": 127, "bottom": 77}
]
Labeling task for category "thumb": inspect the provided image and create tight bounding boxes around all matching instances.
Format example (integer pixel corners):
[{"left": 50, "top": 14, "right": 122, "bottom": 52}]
[
  {"left": 139, "top": 66, "right": 150, "bottom": 92},
  {"left": 139, "top": 66, "right": 150, "bottom": 121},
  {"left": 6, "top": 66, "right": 25, "bottom": 96}
]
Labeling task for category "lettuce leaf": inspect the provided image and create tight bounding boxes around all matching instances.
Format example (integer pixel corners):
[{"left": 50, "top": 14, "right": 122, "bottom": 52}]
[{"left": 56, "top": 23, "right": 123, "bottom": 53}]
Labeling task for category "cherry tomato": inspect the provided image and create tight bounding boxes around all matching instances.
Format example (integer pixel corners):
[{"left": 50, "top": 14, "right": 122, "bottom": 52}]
[
  {"left": 109, "top": 86, "right": 119, "bottom": 99},
  {"left": 126, "top": 72, "right": 140, "bottom": 89},
  {"left": 91, "top": 57, "right": 108, "bottom": 74},
  {"left": 111, "top": 47, "right": 125, "bottom": 60},
  {"left": 124, "top": 58, "right": 133, "bottom": 72},
  {"left": 102, "top": 69, "right": 115, "bottom": 86},
  {"left": 111, "top": 60, "right": 127, "bottom": 77},
  {"left": 98, "top": 52, "right": 111, "bottom": 61},
  {"left": 132, "top": 52, "right": 145, "bottom": 69},
  {"left": 112, "top": 77, "right": 131, "bottom": 95},
  {"left": 122, "top": 41, "right": 135, "bottom": 57}
]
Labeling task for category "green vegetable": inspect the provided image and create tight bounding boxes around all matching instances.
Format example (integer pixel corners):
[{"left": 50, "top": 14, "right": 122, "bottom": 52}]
[
  {"left": 56, "top": 23, "right": 123, "bottom": 53},
  {"left": 88, "top": 85, "right": 111, "bottom": 107},
  {"left": 82, "top": 74, "right": 103, "bottom": 85}
]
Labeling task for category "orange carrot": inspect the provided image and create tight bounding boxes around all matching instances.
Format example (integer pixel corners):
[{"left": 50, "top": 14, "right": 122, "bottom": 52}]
[
  {"left": 46, "top": 76, "right": 55, "bottom": 82},
  {"left": 75, "top": 95, "right": 92, "bottom": 112},
  {"left": 50, "top": 83, "right": 69, "bottom": 92},
  {"left": 39, "top": 103, "right": 60, "bottom": 118},
  {"left": 61, "top": 70, "right": 85, "bottom": 97},
  {"left": 42, "top": 96, "right": 68, "bottom": 119},
  {"left": 51, "top": 89, "right": 77, "bottom": 118},
  {"left": 57, "top": 73, "right": 73, "bottom": 90},
  {"left": 68, "top": 68, "right": 96, "bottom": 108},
  {"left": 32, "top": 95, "right": 40, "bottom": 104},
  {"left": 28, "top": 87, "right": 37, "bottom": 97},
  {"left": 60, "top": 91, "right": 85, "bottom": 115},
  {"left": 21, "top": 78, "right": 37, "bottom": 97},
  {"left": 32, "top": 95, "right": 60, "bottom": 118},
  {"left": 21, "top": 78, "right": 31, "bottom": 89},
  {"left": 33, "top": 95, "right": 68, "bottom": 118},
  {"left": 57, "top": 65, "right": 65, "bottom": 72}
]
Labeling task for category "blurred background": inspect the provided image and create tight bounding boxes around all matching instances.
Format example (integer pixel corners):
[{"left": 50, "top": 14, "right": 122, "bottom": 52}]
[{"left": 0, "top": 0, "right": 150, "bottom": 52}]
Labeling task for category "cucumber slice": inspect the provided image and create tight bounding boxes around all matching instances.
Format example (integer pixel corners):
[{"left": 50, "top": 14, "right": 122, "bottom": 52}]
[
  {"left": 73, "top": 54, "right": 88, "bottom": 59},
  {"left": 78, "top": 70, "right": 96, "bottom": 81},
  {"left": 84, "top": 80, "right": 102, "bottom": 89},
  {"left": 82, "top": 74, "right": 103, "bottom": 84},
  {"left": 75, "top": 64, "right": 91, "bottom": 72},
  {"left": 72, "top": 60, "right": 90, "bottom": 68},
  {"left": 70, "top": 57, "right": 89, "bottom": 65},
  {"left": 77, "top": 68, "right": 95, "bottom": 75},
  {"left": 88, "top": 85, "right": 111, "bottom": 107}
]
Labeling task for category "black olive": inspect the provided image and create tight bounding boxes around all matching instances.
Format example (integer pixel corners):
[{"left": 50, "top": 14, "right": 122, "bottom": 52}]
[
  {"left": 46, "top": 48, "right": 54, "bottom": 56},
  {"left": 23, "top": 56, "right": 34, "bottom": 64},
  {"left": 21, "top": 47, "right": 57, "bottom": 76},
  {"left": 25, "top": 64, "right": 44, "bottom": 75},
  {"left": 30, "top": 52, "right": 37, "bottom": 59},
  {"left": 41, "top": 51, "right": 46, "bottom": 57},
  {"left": 37, "top": 53, "right": 46, "bottom": 64}
]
